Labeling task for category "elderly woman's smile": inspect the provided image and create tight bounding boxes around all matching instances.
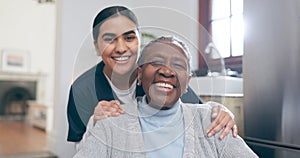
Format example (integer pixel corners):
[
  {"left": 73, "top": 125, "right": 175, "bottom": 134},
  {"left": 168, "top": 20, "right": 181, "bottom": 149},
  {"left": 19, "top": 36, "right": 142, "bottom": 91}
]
[{"left": 138, "top": 38, "right": 191, "bottom": 109}]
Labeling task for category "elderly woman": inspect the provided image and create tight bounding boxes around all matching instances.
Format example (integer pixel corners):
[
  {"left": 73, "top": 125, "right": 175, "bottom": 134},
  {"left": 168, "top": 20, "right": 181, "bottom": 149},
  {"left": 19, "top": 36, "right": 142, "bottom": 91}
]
[
  {"left": 67, "top": 6, "right": 238, "bottom": 147},
  {"left": 74, "top": 36, "right": 257, "bottom": 158}
]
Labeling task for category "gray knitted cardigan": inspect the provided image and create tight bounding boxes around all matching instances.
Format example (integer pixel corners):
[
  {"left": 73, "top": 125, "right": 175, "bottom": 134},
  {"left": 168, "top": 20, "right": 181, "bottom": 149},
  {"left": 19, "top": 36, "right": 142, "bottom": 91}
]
[{"left": 74, "top": 103, "right": 258, "bottom": 158}]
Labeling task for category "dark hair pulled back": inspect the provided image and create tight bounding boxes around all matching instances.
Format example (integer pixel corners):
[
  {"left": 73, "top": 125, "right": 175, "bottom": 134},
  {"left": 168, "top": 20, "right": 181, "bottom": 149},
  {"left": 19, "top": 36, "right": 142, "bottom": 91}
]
[{"left": 92, "top": 6, "right": 138, "bottom": 41}]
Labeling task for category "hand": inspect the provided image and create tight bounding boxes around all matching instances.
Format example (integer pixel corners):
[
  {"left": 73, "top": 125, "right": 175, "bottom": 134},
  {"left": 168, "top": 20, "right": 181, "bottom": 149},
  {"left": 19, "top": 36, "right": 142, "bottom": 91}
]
[
  {"left": 206, "top": 104, "right": 238, "bottom": 139},
  {"left": 93, "top": 100, "right": 125, "bottom": 125}
]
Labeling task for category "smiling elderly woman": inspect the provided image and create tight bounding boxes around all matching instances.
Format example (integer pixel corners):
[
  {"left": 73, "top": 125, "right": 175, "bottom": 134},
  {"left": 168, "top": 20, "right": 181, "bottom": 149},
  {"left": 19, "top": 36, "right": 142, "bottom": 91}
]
[{"left": 74, "top": 36, "right": 258, "bottom": 158}]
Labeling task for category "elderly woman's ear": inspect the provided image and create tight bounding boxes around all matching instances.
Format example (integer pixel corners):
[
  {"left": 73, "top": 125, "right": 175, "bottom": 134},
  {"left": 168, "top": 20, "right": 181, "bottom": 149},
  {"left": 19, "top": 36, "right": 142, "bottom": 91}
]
[{"left": 184, "top": 76, "right": 192, "bottom": 94}]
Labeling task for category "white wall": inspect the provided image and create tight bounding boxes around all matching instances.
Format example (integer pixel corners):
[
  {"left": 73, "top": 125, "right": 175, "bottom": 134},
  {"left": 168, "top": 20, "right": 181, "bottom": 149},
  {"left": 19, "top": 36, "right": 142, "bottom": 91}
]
[
  {"left": 0, "top": 0, "right": 55, "bottom": 104},
  {"left": 52, "top": 0, "right": 199, "bottom": 157}
]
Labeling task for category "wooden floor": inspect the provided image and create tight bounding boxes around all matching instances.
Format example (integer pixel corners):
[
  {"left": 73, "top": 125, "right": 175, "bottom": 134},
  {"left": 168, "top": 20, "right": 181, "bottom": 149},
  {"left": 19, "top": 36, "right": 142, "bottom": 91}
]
[{"left": 0, "top": 120, "right": 48, "bottom": 156}]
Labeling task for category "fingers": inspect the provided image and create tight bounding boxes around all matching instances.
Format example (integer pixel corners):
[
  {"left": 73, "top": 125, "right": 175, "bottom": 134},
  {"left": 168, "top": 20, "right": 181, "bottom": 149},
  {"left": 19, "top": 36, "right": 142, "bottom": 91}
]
[
  {"left": 93, "top": 100, "right": 125, "bottom": 124},
  {"left": 206, "top": 113, "right": 228, "bottom": 137},
  {"left": 211, "top": 105, "right": 220, "bottom": 119},
  {"left": 232, "top": 124, "right": 238, "bottom": 138},
  {"left": 206, "top": 110, "right": 232, "bottom": 138},
  {"left": 101, "top": 100, "right": 125, "bottom": 115},
  {"left": 219, "top": 119, "right": 236, "bottom": 139}
]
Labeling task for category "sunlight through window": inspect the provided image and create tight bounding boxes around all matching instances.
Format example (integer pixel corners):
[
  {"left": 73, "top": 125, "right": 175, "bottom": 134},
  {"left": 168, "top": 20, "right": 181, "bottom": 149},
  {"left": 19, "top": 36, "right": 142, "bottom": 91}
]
[{"left": 211, "top": 0, "right": 244, "bottom": 58}]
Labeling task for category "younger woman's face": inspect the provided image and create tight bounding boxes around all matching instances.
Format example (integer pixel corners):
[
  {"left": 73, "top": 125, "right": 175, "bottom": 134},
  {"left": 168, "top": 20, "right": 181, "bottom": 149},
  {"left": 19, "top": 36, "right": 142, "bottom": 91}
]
[
  {"left": 94, "top": 16, "right": 140, "bottom": 77},
  {"left": 138, "top": 41, "right": 191, "bottom": 109}
]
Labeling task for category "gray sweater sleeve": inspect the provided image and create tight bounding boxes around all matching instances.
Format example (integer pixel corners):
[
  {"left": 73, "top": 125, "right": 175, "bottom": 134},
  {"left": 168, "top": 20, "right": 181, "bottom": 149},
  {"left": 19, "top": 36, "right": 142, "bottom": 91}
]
[
  {"left": 73, "top": 121, "right": 110, "bottom": 158},
  {"left": 198, "top": 105, "right": 258, "bottom": 158},
  {"left": 215, "top": 132, "right": 258, "bottom": 158},
  {"left": 73, "top": 109, "right": 146, "bottom": 158}
]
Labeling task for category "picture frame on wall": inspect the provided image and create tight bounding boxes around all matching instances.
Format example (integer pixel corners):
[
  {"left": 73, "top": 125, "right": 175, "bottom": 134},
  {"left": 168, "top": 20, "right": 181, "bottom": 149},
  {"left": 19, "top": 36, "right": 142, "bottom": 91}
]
[{"left": 1, "top": 49, "right": 30, "bottom": 72}]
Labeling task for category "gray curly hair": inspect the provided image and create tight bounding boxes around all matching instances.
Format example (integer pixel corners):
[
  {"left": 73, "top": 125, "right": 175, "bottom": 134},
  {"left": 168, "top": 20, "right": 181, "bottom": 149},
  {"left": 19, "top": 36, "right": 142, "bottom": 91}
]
[{"left": 137, "top": 36, "right": 192, "bottom": 75}]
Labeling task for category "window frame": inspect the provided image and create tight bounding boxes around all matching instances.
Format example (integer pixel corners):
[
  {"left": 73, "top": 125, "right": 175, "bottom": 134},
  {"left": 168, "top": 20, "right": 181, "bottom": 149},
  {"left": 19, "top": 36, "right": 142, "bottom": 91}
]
[{"left": 198, "top": 0, "right": 243, "bottom": 74}]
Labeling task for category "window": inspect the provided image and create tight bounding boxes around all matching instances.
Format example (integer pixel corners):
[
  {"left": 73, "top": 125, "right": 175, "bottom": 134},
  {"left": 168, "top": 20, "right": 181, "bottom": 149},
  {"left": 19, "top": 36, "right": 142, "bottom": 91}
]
[
  {"left": 211, "top": 0, "right": 244, "bottom": 57},
  {"left": 199, "top": 0, "right": 244, "bottom": 73}
]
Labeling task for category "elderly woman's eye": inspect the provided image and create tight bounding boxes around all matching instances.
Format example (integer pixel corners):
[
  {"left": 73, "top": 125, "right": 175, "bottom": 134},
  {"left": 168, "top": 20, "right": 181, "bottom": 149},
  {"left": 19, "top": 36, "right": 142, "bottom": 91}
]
[
  {"left": 150, "top": 60, "right": 164, "bottom": 66},
  {"left": 172, "top": 62, "right": 187, "bottom": 71}
]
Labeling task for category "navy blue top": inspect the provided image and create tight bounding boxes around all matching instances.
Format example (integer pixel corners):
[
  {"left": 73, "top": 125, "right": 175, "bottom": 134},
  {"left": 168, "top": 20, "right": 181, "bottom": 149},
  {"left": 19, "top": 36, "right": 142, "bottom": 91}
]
[{"left": 67, "top": 61, "right": 201, "bottom": 142}]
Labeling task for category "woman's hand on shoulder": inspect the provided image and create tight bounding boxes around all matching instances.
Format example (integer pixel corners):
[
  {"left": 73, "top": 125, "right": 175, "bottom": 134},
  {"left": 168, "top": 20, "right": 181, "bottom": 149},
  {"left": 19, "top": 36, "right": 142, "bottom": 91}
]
[
  {"left": 206, "top": 102, "right": 238, "bottom": 139},
  {"left": 93, "top": 100, "right": 125, "bottom": 125}
]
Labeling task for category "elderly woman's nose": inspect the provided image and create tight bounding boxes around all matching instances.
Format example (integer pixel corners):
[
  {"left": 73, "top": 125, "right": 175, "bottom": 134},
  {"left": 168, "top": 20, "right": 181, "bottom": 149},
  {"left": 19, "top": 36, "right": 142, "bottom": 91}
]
[{"left": 158, "top": 64, "right": 176, "bottom": 77}]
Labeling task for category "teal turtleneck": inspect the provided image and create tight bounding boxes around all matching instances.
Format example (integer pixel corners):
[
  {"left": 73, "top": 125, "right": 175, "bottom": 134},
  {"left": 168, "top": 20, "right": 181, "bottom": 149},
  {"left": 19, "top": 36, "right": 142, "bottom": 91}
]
[{"left": 138, "top": 96, "right": 185, "bottom": 158}]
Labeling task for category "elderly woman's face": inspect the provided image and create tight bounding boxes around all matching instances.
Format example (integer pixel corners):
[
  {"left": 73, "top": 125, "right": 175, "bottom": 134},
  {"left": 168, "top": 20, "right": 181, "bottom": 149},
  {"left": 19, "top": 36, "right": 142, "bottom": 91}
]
[{"left": 138, "top": 42, "right": 191, "bottom": 109}]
